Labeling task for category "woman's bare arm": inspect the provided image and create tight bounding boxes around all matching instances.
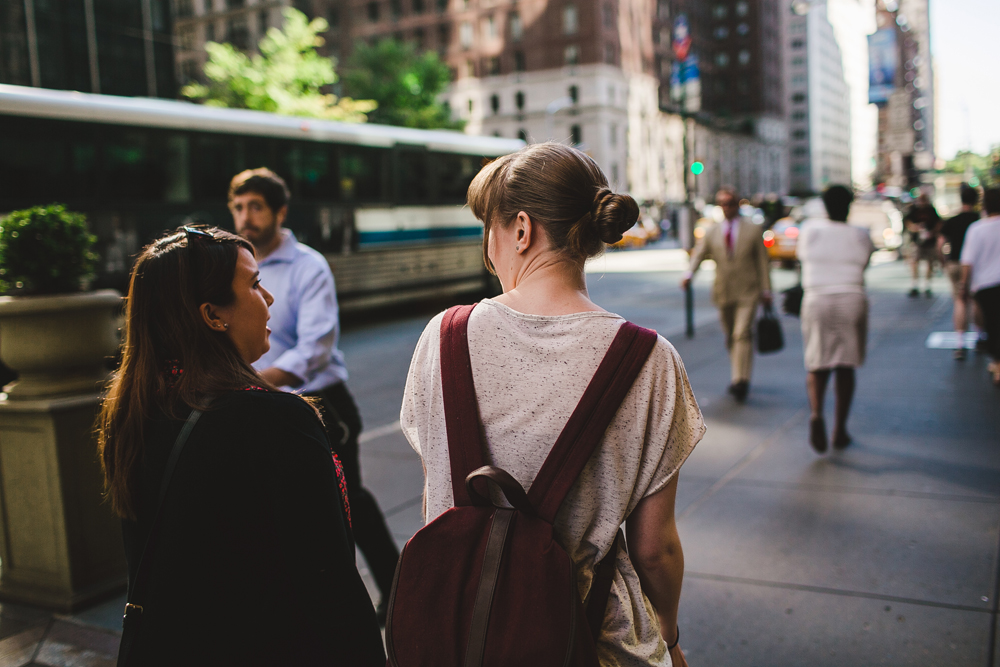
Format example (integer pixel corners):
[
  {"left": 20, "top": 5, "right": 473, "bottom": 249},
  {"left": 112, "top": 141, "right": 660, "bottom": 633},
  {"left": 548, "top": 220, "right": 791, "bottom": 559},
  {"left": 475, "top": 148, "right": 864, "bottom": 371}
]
[{"left": 626, "top": 474, "right": 688, "bottom": 666}]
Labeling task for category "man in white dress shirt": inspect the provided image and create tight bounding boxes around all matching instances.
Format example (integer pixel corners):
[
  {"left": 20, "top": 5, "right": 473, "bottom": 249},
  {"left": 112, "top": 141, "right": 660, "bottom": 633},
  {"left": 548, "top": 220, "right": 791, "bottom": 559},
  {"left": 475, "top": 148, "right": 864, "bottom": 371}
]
[
  {"left": 681, "top": 187, "right": 772, "bottom": 401},
  {"left": 228, "top": 168, "right": 400, "bottom": 621}
]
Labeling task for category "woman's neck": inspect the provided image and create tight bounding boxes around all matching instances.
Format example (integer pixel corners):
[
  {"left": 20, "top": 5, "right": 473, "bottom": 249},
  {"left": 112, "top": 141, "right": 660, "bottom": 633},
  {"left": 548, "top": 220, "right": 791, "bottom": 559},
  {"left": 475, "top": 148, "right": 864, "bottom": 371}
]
[{"left": 492, "top": 256, "right": 604, "bottom": 316}]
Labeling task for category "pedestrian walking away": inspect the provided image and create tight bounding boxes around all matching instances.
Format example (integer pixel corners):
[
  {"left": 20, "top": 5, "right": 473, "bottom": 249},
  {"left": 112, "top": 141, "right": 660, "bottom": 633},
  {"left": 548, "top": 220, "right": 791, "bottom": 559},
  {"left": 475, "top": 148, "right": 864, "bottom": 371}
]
[
  {"left": 98, "top": 227, "right": 385, "bottom": 666},
  {"left": 903, "top": 192, "right": 942, "bottom": 298},
  {"left": 797, "top": 185, "right": 875, "bottom": 453},
  {"left": 394, "top": 143, "right": 705, "bottom": 666},
  {"left": 938, "top": 184, "right": 984, "bottom": 360},
  {"left": 960, "top": 187, "right": 1000, "bottom": 385},
  {"left": 228, "top": 168, "right": 401, "bottom": 621},
  {"left": 681, "top": 187, "right": 773, "bottom": 401}
]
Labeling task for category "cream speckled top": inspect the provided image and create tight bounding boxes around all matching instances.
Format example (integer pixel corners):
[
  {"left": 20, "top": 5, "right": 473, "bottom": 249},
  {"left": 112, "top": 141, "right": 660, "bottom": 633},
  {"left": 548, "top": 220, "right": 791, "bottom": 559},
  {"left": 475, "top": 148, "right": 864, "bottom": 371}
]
[{"left": 401, "top": 299, "right": 705, "bottom": 666}]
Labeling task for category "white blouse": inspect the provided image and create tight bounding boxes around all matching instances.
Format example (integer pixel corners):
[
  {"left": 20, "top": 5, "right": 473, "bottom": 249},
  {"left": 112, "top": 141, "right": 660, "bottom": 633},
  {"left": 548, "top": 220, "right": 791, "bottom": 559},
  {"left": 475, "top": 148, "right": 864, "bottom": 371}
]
[
  {"left": 401, "top": 300, "right": 705, "bottom": 666},
  {"left": 797, "top": 218, "right": 876, "bottom": 294}
]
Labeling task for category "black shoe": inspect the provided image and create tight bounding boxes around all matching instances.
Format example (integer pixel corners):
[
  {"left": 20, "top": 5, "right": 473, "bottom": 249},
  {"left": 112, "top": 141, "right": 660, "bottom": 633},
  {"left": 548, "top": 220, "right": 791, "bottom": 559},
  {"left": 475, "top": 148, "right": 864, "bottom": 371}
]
[
  {"left": 832, "top": 429, "right": 852, "bottom": 450},
  {"left": 908, "top": 288, "right": 919, "bottom": 298},
  {"left": 730, "top": 380, "right": 749, "bottom": 402},
  {"left": 924, "top": 289, "right": 933, "bottom": 298},
  {"left": 954, "top": 348, "right": 967, "bottom": 361},
  {"left": 810, "top": 417, "right": 828, "bottom": 454}
]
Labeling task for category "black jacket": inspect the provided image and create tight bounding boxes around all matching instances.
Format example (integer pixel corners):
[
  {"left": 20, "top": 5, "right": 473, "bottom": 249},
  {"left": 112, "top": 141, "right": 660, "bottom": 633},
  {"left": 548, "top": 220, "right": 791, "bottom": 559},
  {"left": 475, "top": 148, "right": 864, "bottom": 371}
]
[{"left": 121, "top": 390, "right": 386, "bottom": 666}]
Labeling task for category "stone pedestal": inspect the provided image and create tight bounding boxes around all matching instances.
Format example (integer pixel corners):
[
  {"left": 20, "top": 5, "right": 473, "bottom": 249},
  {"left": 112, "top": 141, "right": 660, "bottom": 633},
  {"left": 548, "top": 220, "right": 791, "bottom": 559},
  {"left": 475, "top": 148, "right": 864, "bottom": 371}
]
[
  {"left": 0, "top": 290, "right": 125, "bottom": 611},
  {"left": 0, "top": 394, "right": 126, "bottom": 611}
]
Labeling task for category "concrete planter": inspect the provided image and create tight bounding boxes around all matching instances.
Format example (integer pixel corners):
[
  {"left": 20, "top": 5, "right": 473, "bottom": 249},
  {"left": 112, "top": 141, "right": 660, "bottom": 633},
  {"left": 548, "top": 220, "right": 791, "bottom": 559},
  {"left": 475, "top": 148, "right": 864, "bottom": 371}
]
[{"left": 0, "top": 290, "right": 126, "bottom": 611}]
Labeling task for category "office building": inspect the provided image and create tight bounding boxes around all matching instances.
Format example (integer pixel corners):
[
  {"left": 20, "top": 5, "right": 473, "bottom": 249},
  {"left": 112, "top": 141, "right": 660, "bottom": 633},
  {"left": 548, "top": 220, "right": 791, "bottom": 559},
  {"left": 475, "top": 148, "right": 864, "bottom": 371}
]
[
  {"left": 0, "top": 0, "right": 175, "bottom": 98},
  {"left": 782, "top": 1, "right": 852, "bottom": 194}
]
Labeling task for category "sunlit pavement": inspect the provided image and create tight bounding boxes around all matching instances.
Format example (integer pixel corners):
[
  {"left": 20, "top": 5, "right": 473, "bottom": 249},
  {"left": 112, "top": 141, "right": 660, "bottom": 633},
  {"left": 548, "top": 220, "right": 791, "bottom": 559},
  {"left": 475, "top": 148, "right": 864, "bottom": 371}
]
[{"left": 1, "top": 251, "right": 996, "bottom": 666}]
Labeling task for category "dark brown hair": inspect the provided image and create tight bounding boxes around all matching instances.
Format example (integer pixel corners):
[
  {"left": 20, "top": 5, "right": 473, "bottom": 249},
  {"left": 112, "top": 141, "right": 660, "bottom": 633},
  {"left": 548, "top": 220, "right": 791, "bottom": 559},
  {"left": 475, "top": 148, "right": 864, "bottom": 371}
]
[
  {"left": 97, "top": 226, "right": 280, "bottom": 520},
  {"left": 984, "top": 187, "right": 1000, "bottom": 216},
  {"left": 467, "top": 142, "right": 639, "bottom": 270},
  {"left": 228, "top": 167, "right": 290, "bottom": 213}
]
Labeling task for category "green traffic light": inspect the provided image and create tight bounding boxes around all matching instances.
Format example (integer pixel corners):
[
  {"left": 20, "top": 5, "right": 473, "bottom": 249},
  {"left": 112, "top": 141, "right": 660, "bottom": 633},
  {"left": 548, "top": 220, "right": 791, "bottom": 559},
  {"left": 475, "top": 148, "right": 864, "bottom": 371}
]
[{"left": 690, "top": 161, "right": 705, "bottom": 175}]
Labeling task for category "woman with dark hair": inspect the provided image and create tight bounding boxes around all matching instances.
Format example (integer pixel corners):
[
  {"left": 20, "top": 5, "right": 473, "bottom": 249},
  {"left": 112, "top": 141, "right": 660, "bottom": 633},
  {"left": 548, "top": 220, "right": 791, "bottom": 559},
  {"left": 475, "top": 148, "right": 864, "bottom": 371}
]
[
  {"left": 400, "top": 143, "right": 705, "bottom": 666},
  {"left": 99, "top": 227, "right": 385, "bottom": 666},
  {"left": 797, "top": 186, "right": 876, "bottom": 453}
]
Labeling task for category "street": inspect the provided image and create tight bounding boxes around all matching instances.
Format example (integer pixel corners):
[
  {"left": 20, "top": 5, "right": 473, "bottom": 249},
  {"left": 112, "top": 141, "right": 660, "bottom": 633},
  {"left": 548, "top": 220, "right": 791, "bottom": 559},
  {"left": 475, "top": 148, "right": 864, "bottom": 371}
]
[{"left": 1, "top": 250, "right": 997, "bottom": 666}]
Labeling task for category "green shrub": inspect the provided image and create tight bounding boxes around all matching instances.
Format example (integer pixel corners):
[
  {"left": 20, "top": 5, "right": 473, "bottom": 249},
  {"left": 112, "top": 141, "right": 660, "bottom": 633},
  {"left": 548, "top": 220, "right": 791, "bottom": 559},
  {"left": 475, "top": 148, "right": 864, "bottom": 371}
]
[{"left": 0, "top": 204, "right": 98, "bottom": 295}]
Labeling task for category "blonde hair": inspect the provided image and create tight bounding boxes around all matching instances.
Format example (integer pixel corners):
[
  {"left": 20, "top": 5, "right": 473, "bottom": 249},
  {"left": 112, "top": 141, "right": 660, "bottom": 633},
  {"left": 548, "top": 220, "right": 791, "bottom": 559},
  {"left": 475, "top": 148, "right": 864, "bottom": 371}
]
[{"left": 467, "top": 142, "right": 639, "bottom": 271}]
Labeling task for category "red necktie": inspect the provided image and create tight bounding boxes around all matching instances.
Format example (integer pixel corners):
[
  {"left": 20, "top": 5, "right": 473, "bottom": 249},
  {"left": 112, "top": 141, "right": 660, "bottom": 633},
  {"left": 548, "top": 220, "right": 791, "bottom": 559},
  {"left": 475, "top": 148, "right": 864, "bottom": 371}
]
[{"left": 725, "top": 221, "right": 734, "bottom": 256}]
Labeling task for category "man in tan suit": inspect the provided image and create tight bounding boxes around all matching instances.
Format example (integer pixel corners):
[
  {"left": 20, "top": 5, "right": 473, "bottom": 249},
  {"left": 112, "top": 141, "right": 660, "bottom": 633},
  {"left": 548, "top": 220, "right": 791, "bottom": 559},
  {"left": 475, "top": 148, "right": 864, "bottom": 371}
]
[{"left": 681, "top": 187, "right": 772, "bottom": 401}]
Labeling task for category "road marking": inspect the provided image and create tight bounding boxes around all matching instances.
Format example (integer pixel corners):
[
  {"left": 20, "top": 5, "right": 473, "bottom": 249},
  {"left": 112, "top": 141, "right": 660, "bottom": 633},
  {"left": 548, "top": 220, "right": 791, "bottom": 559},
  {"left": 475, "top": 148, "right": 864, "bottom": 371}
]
[{"left": 359, "top": 419, "right": 402, "bottom": 444}]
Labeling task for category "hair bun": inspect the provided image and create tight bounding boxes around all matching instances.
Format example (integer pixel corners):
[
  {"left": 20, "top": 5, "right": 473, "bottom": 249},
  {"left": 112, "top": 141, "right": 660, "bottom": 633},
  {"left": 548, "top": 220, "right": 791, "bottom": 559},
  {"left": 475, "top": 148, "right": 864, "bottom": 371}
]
[{"left": 591, "top": 188, "right": 639, "bottom": 245}]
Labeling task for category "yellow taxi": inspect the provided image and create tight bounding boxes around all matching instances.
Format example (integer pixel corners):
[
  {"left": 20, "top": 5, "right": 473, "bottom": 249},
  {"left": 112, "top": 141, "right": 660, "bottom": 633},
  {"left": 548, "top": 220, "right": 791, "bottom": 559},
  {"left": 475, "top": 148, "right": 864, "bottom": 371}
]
[{"left": 764, "top": 218, "right": 799, "bottom": 266}]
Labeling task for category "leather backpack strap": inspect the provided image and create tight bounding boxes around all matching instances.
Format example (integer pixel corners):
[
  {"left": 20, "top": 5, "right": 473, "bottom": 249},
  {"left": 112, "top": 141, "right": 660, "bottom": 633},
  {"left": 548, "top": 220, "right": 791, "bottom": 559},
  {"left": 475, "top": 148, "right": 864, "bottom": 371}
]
[
  {"left": 528, "top": 322, "right": 658, "bottom": 523},
  {"left": 439, "top": 304, "right": 487, "bottom": 507},
  {"left": 585, "top": 529, "right": 624, "bottom": 638}
]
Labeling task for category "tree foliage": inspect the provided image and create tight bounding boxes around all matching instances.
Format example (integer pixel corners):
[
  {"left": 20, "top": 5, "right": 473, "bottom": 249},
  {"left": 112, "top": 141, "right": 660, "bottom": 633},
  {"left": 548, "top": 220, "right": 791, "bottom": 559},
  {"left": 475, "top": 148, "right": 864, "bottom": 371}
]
[
  {"left": 343, "top": 39, "right": 462, "bottom": 130},
  {"left": 181, "top": 8, "right": 375, "bottom": 122},
  {"left": 944, "top": 147, "right": 1000, "bottom": 188}
]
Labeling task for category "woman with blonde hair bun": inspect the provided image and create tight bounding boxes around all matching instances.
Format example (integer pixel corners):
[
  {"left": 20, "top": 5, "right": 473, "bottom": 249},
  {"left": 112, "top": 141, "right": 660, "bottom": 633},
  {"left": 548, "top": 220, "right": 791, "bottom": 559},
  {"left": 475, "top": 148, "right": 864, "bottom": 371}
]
[{"left": 399, "top": 143, "right": 705, "bottom": 666}]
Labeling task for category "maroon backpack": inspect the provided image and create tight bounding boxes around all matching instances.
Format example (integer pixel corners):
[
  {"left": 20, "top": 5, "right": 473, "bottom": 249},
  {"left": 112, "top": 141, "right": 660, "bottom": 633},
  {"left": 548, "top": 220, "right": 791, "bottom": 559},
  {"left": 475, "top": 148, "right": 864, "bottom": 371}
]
[{"left": 385, "top": 304, "right": 658, "bottom": 667}]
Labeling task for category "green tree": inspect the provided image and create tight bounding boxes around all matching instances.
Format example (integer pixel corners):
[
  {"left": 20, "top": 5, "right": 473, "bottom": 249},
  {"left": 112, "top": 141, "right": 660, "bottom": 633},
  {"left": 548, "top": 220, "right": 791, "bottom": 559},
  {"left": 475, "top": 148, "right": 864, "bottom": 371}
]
[
  {"left": 343, "top": 39, "right": 462, "bottom": 130},
  {"left": 182, "top": 8, "right": 375, "bottom": 122}
]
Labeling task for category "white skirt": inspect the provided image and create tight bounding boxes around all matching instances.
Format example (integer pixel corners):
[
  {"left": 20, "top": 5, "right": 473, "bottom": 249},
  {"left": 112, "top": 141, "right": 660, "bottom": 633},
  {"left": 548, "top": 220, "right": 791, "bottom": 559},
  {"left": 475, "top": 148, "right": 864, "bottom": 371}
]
[{"left": 801, "top": 291, "right": 868, "bottom": 371}]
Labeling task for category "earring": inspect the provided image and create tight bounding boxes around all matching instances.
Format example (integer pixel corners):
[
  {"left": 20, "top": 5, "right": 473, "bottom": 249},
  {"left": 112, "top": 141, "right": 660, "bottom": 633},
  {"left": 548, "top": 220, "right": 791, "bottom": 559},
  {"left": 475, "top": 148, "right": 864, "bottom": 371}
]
[
  {"left": 515, "top": 245, "right": 520, "bottom": 252},
  {"left": 222, "top": 323, "right": 229, "bottom": 330}
]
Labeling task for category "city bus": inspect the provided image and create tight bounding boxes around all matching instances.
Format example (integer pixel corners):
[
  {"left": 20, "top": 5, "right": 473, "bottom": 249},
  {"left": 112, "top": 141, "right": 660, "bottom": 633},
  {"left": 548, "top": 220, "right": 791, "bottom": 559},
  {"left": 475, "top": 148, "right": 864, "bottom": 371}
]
[{"left": 0, "top": 84, "right": 522, "bottom": 311}]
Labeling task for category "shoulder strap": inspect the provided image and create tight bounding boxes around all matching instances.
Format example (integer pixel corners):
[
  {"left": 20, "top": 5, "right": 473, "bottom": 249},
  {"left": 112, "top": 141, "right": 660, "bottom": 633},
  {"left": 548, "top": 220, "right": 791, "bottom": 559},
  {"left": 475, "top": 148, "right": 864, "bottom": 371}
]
[
  {"left": 126, "top": 406, "right": 206, "bottom": 605},
  {"left": 440, "top": 304, "right": 485, "bottom": 507},
  {"left": 528, "top": 322, "right": 658, "bottom": 522}
]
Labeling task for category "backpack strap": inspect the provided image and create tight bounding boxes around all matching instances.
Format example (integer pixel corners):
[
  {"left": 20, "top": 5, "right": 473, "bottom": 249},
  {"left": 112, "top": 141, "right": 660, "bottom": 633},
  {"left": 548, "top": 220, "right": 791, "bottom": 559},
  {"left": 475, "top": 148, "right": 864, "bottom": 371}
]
[
  {"left": 440, "top": 304, "right": 486, "bottom": 507},
  {"left": 528, "top": 322, "right": 658, "bottom": 523}
]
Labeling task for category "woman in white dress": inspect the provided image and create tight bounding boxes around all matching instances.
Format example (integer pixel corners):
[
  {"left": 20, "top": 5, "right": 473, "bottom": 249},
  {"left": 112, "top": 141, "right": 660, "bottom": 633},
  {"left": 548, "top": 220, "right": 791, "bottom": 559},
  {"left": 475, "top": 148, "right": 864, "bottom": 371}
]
[
  {"left": 400, "top": 143, "right": 705, "bottom": 666},
  {"left": 797, "top": 185, "right": 875, "bottom": 453}
]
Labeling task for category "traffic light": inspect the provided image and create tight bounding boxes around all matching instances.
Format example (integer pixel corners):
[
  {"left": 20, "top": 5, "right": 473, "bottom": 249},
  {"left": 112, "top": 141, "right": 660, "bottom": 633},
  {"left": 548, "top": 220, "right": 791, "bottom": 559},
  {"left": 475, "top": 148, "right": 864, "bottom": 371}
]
[{"left": 690, "top": 161, "right": 705, "bottom": 175}]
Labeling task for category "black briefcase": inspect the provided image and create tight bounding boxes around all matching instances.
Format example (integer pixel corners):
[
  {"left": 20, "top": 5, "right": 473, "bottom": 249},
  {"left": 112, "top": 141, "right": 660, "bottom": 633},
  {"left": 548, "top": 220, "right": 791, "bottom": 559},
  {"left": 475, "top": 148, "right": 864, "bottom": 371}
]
[{"left": 757, "top": 304, "right": 784, "bottom": 354}]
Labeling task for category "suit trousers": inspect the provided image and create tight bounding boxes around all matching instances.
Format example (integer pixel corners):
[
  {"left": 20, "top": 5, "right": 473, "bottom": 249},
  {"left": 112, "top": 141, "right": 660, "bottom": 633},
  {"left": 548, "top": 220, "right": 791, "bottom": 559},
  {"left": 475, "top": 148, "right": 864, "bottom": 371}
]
[
  {"left": 719, "top": 301, "right": 758, "bottom": 383},
  {"left": 308, "top": 382, "right": 400, "bottom": 601}
]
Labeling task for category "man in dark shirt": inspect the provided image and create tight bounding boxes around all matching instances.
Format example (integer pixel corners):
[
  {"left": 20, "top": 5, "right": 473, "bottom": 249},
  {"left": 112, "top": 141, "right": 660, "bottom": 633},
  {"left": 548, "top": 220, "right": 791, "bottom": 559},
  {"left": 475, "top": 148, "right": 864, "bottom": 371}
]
[
  {"left": 940, "top": 185, "right": 984, "bottom": 359},
  {"left": 904, "top": 193, "right": 941, "bottom": 297}
]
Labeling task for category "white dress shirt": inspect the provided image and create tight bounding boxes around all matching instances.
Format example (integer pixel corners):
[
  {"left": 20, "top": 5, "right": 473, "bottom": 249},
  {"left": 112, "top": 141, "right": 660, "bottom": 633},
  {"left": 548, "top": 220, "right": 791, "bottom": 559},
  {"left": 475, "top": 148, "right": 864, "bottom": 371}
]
[{"left": 961, "top": 216, "right": 1000, "bottom": 293}]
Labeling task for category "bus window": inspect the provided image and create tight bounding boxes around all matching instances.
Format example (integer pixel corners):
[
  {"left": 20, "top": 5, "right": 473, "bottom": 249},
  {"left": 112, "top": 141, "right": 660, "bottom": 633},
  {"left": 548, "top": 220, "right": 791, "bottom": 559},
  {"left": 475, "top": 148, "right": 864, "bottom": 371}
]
[
  {"left": 433, "top": 153, "right": 479, "bottom": 204},
  {"left": 191, "top": 134, "right": 239, "bottom": 202},
  {"left": 164, "top": 134, "right": 191, "bottom": 203},
  {"left": 339, "top": 147, "right": 386, "bottom": 203},
  {"left": 284, "top": 142, "right": 338, "bottom": 201},
  {"left": 396, "top": 148, "right": 429, "bottom": 204},
  {"left": 103, "top": 129, "right": 165, "bottom": 201}
]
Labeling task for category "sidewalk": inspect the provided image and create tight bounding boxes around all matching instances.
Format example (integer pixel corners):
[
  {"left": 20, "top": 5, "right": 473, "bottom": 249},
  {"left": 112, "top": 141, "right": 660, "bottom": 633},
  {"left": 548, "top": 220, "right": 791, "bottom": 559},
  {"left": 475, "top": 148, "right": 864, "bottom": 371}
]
[{"left": 0, "top": 258, "right": 996, "bottom": 666}]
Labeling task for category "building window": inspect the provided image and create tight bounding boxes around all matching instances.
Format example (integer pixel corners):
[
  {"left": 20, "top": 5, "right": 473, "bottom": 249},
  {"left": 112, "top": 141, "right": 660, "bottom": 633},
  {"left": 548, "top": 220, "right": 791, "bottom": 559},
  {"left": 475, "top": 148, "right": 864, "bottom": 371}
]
[
  {"left": 791, "top": 39, "right": 804, "bottom": 49},
  {"left": 715, "top": 52, "right": 730, "bottom": 67},
  {"left": 515, "top": 90, "right": 525, "bottom": 110},
  {"left": 791, "top": 73, "right": 805, "bottom": 84},
  {"left": 460, "top": 21, "right": 473, "bottom": 48},
  {"left": 179, "top": 28, "right": 196, "bottom": 51},
  {"left": 390, "top": 0, "right": 402, "bottom": 17},
  {"left": 486, "top": 56, "right": 500, "bottom": 75},
  {"left": 490, "top": 94, "right": 500, "bottom": 113},
  {"left": 514, "top": 50, "right": 526, "bottom": 71},
  {"left": 609, "top": 123, "right": 617, "bottom": 147},
  {"left": 438, "top": 24, "right": 450, "bottom": 50},
  {"left": 465, "top": 59, "right": 475, "bottom": 77},
  {"left": 611, "top": 163, "right": 619, "bottom": 183},
  {"left": 736, "top": 22, "right": 749, "bottom": 36},
  {"left": 604, "top": 3, "right": 615, "bottom": 27},
  {"left": 736, "top": 0, "right": 749, "bottom": 16},
  {"left": 792, "top": 110, "right": 806, "bottom": 121},
  {"left": 367, "top": 2, "right": 380, "bottom": 22},
  {"left": 713, "top": 4, "right": 728, "bottom": 19},
  {"left": 570, "top": 124, "right": 582, "bottom": 145},
  {"left": 259, "top": 9, "right": 269, "bottom": 31},
  {"left": 518, "top": 128, "right": 529, "bottom": 143},
  {"left": 791, "top": 56, "right": 804, "bottom": 66},
  {"left": 326, "top": 7, "right": 340, "bottom": 27},
  {"left": 510, "top": 11, "right": 523, "bottom": 41},
  {"left": 176, "top": 0, "right": 194, "bottom": 18},
  {"left": 738, "top": 49, "right": 750, "bottom": 66},
  {"left": 483, "top": 15, "right": 497, "bottom": 39},
  {"left": 657, "top": 0, "right": 669, "bottom": 21},
  {"left": 228, "top": 18, "right": 249, "bottom": 49},
  {"left": 414, "top": 27, "right": 425, "bottom": 48},
  {"left": 563, "top": 4, "right": 578, "bottom": 35},
  {"left": 228, "top": 0, "right": 244, "bottom": 9},
  {"left": 493, "top": 130, "right": 501, "bottom": 137},
  {"left": 793, "top": 129, "right": 807, "bottom": 139},
  {"left": 604, "top": 44, "right": 616, "bottom": 64},
  {"left": 568, "top": 85, "right": 579, "bottom": 104},
  {"left": 793, "top": 146, "right": 808, "bottom": 156},
  {"left": 714, "top": 26, "right": 729, "bottom": 39},
  {"left": 437, "top": 0, "right": 448, "bottom": 10},
  {"left": 792, "top": 92, "right": 806, "bottom": 103},
  {"left": 412, "top": 0, "right": 424, "bottom": 12},
  {"left": 565, "top": 44, "right": 579, "bottom": 65}
]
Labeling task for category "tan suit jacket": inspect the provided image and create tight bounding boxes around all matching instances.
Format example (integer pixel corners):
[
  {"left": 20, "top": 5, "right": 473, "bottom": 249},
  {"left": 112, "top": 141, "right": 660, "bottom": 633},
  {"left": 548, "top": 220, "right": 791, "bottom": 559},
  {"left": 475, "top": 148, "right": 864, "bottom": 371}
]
[{"left": 689, "top": 217, "right": 772, "bottom": 306}]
